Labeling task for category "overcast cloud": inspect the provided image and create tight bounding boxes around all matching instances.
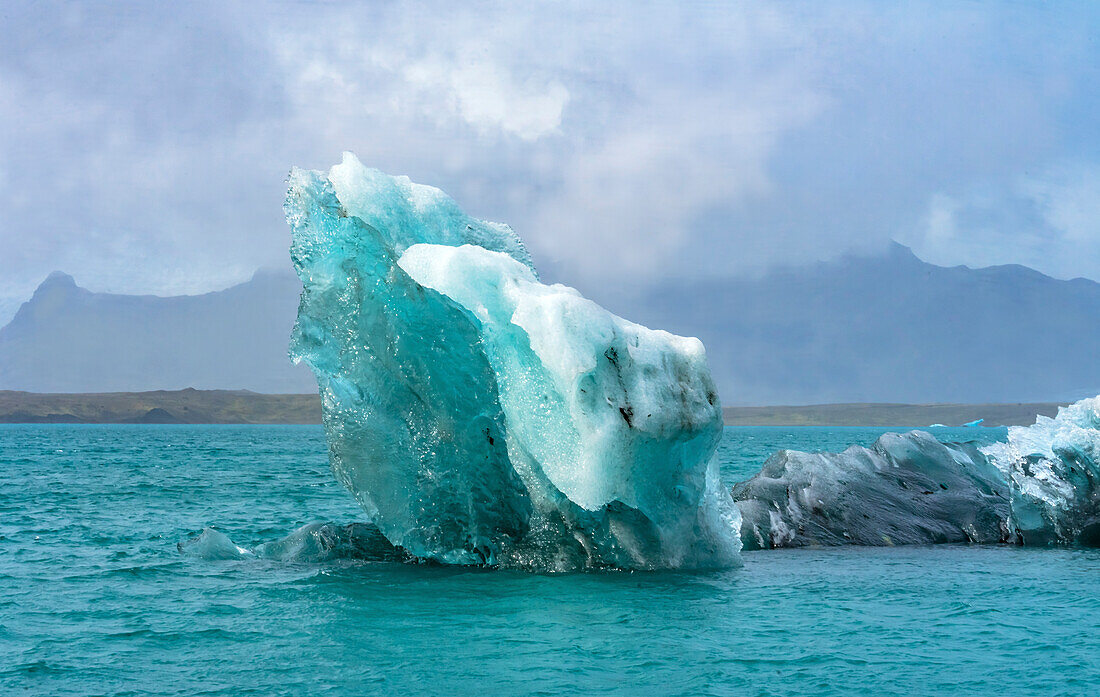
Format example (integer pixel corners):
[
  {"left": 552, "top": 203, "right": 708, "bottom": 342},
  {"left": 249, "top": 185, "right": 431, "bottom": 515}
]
[{"left": 1, "top": 0, "right": 1098, "bottom": 323}]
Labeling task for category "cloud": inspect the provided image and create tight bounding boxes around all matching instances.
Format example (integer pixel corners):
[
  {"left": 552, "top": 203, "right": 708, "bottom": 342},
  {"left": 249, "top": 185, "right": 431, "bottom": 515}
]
[
  {"left": 904, "top": 163, "right": 1100, "bottom": 280},
  {"left": 0, "top": 1, "right": 291, "bottom": 310},
  {"left": 1, "top": 0, "right": 1099, "bottom": 326},
  {"left": 1025, "top": 165, "right": 1100, "bottom": 250},
  {"left": 403, "top": 57, "right": 569, "bottom": 140},
  {"left": 513, "top": 6, "right": 827, "bottom": 283},
  {"left": 255, "top": 0, "right": 830, "bottom": 289}
]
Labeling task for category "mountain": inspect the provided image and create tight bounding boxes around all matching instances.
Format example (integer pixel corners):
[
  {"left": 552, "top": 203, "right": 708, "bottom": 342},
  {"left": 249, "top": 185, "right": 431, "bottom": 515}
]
[
  {"left": 0, "top": 270, "right": 315, "bottom": 393},
  {"left": 629, "top": 243, "right": 1100, "bottom": 405},
  {"left": 2, "top": 245, "right": 1097, "bottom": 402}
]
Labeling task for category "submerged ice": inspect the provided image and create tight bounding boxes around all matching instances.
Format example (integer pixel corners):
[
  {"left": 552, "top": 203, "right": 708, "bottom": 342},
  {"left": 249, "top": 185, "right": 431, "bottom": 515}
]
[
  {"left": 286, "top": 154, "right": 740, "bottom": 571},
  {"left": 178, "top": 523, "right": 413, "bottom": 563},
  {"left": 733, "top": 398, "right": 1100, "bottom": 549}
]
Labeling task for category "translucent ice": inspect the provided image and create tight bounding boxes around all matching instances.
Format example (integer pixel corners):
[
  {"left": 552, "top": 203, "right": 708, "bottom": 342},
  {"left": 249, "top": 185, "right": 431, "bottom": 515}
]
[
  {"left": 178, "top": 523, "right": 413, "bottom": 563},
  {"left": 286, "top": 154, "right": 740, "bottom": 570},
  {"left": 177, "top": 527, "right": 252, "bottom": 560},
  {"left": 732, "top": 431, "right": 1010, "bottom": 549},
  {"left": 982, "top": 397, "right": 1100, "bottom": 545}
]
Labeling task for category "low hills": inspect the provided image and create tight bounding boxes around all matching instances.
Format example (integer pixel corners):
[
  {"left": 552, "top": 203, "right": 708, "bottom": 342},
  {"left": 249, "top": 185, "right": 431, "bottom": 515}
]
[
  {"left": 0, "top": 389, "right": 1062, "bottom": 427},
  {"left": 0, "top": 389, "right": 319, "bottom": 424}
]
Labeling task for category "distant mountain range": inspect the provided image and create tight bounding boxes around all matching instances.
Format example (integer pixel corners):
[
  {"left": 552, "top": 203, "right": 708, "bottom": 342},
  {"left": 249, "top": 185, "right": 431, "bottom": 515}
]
[
  {"left": 631, "top": 243, "right": 1100, "bottom": 404},
  {"left": 1, "top": 244, "right": 1097, "bottom": 403},
  {"left": 0, "top": 269, "right": 314, "bottom": 393}
]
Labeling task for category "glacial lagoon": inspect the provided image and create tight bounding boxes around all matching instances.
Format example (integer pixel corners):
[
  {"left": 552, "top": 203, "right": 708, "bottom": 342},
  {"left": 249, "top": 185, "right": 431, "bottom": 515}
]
[{"left": 3, "top": 424, "right": 1099, "bottom": 696}]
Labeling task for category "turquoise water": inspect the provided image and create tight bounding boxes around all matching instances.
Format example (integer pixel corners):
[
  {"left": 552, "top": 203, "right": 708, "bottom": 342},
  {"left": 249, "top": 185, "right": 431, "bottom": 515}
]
[{"left": 3, "top": 424, "right": 1098, "bottom": 696}]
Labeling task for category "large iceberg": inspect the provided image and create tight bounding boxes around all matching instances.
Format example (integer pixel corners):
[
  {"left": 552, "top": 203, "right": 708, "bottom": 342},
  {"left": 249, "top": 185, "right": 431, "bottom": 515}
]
[{"left": 286, "top": 153, "right": 740, "bottom": 571}]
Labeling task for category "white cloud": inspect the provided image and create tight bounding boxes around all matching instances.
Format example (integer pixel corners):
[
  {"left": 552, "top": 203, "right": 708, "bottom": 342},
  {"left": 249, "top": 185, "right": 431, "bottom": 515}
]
[
  {"left": 271, "top": 6, "right": 570, "bottom": 142},
  {"left": 923, "top": 193, "right": 960, "bottom": 244},
  {"left": 403, "top": 56, "right": 569, "bottom": 140},
  {"left": 904, "top": 163, "right": 1100, "bottom": 280},
  {"left": 1023, "top": 164, "right": 1100, "bottom": 248},
  {"left": 263, "top": 2, "right": 827, "bottom": 286},
  {"left": 2, "top": 0, "right": 1100, "bottom": 325},
  {"left": 528, "top": 82, "right": 823, "bottom": 279}
]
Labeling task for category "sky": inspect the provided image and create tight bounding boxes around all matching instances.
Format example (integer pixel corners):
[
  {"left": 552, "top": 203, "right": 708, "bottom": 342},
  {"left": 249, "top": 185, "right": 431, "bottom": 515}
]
[{"left": 1, "top": 0, "right": 1099, "bottom": 325}]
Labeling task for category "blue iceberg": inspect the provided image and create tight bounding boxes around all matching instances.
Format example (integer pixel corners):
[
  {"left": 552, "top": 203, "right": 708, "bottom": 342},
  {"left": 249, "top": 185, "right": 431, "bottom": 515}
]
[
  {"left": 281, "top": 153, "right": 1100, "bottom": 564},
  {"left": 286, "top": 154, "right": 740, "bottom": 571}
]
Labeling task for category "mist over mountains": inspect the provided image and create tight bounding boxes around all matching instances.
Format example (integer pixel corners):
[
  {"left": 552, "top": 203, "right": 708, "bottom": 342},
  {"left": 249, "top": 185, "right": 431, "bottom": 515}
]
[
  {"left": 1, "top": 244, "right": 1096, "bottom": 403},
  {"left": 633, "top": 243, "right": 1100, "bottom": 404}
]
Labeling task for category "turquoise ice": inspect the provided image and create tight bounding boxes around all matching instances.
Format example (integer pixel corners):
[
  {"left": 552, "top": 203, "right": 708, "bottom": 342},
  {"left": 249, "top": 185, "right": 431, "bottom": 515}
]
[
  {"left": 983, "top": 397, "right": 1100, "bottom": 545},
  {"left": 286, "top": 154, "right": 740, "bottom": 570}
]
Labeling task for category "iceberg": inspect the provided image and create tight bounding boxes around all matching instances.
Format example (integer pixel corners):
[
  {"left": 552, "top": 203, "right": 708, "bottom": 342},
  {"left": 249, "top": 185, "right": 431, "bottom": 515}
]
[
  {"left": 286, "top": 153, "right": 740, "bottom": 570},
  {"left": 982, "top": 397, "right": 1100, "bottom": 546},
  {"left": 177, "top": 527, "right": 252, "bottom": 560},
  {"left": 733, "top": 397, "right": 1100, "bottom": 549},
  {"left": 732, "top": 430, "right": 1010, "bottom": 549},
  {"left": 178, "top": 523, "right": 413, "bottom": 563}
]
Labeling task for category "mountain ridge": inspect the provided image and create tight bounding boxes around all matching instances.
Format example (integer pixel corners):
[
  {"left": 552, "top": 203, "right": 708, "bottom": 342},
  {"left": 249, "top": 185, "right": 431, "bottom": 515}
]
[
  {"left": 630, "top": 242, "right": 1100, "bottom": 404},
  {"left": 2, "top": 244, "right": 1097, "bottom": 402},
  {"left": 0, "top": 269, "right": 316, "bottom": 393}
]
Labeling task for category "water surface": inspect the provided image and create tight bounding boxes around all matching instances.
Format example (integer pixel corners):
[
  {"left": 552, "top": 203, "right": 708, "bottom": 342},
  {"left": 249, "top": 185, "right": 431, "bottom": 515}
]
[{"left": 2, "top": 425, "right": 1096, "bottom": 696}]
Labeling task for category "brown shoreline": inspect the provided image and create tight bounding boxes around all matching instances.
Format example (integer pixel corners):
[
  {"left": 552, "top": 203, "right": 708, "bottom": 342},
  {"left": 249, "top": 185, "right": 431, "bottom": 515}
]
[
  {"left": 720, "top": 401, "right": 1065, "bottom": 427},
  {"left": 0, "top": 389, "right": 1067, "bottom": 427}
]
